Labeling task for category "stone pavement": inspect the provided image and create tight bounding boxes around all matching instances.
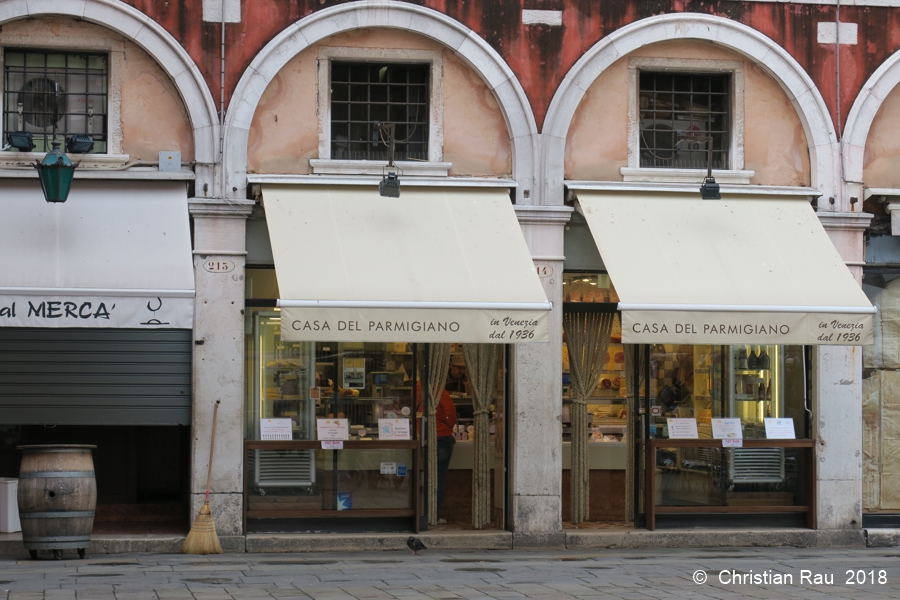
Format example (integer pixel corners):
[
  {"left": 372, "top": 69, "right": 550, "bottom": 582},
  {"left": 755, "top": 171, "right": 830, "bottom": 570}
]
[{"left": 0, "top": 546, "right": 898, "bottom": 600}]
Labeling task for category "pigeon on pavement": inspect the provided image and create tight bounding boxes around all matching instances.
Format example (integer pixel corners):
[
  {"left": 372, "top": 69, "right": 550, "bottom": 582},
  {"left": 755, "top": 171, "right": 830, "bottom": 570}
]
[{"left": 407, "top": 536, "right": 426, "bottom": 555}]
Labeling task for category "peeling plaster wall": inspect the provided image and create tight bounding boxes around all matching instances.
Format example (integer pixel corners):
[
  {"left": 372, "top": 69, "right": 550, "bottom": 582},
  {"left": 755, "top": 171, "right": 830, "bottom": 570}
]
[
  {"left": 246, "top": 28, "right": 511, "bottom": 177},
  {"left": 120, "top": 48, "right": 195, "bottom": 162},
  {"left": 862, "top": 277, "right": 900, "bottom": 511},
  {"left": 564, "top": 40, "right": 810, "bottom": 186},
  {"left": 863, "top": 84, "right": 900, "bottom": 189},
  {"left": 0, "top": 17, "right": 193, "bottom": 162}
]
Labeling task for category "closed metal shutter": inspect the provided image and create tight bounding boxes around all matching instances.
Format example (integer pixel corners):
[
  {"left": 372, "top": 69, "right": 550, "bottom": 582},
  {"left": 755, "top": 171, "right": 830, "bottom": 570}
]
[{"left": 0, "top": 329, "right": 191, "bottom": 425}]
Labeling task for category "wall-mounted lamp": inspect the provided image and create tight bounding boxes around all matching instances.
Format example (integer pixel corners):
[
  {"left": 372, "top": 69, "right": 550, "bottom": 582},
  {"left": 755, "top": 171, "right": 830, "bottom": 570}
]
[
  {"left": 32, "top": 79, "right": 79, "bottom": 203},
  {"left": 34, "top": 139, "right": 77, "bottom": 203},
  {"left": 374, "top": 122, "right": 400, "bottom": 198}
]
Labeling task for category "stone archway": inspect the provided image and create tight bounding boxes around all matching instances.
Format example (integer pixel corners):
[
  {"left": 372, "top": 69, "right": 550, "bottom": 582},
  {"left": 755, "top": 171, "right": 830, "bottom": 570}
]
[
  {"left": 223, "top": 0, "right": 539, "bottom": 203},
  {"left": 542, "top": 12, "right": 839, "bottom": 207},
  {"left": 843, "top": 48, "right": 900, "bottom": 199}
]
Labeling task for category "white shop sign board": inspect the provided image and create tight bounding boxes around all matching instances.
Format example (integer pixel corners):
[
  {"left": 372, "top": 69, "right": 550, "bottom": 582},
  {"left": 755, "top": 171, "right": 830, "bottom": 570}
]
[
  {"left": 317, "top": 418, "right": 349, "bottom": 441},
  {"left": 260, "top": 418, "right": 293, "bottom": 441},
  {"left": 0, "top": 181, "right": 195, "bottom": 329},
  {"left": 666, "top": 418, "right": 699, "bottom": 439},
  {"left": 764, "top": 418, "right": 796, "bottom": 439}
]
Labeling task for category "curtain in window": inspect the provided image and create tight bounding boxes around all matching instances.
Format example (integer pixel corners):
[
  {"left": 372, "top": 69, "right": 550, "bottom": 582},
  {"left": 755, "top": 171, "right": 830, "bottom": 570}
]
[
  {"left": 624, "top": 340, "right": 644, "bottom": 524},
  {"left": 424, "top": 343, "right": 451, "bottom": 526},
  {"left": 463, "top": 343, "right": 502, "bottom": 529},
  {"left": 563, "top": 311, "right": 615, "bottom": 525}
]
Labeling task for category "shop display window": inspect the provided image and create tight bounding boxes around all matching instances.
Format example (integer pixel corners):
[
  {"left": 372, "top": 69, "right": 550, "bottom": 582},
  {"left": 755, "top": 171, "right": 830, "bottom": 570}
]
[
  {"left": 562, "top": 272, "right": 618, "bottom": 303},
  {"left": 644, "top": 344, "right": 807, "bottom": 441},
  {"left": 247, "top": 311, "right": 418, "bottom": 444}
]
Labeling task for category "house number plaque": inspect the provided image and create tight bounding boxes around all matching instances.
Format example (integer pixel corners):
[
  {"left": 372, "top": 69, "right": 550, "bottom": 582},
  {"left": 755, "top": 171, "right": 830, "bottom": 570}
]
[{"left": 203, "top": 260, "right": 235, "bottom": 273}]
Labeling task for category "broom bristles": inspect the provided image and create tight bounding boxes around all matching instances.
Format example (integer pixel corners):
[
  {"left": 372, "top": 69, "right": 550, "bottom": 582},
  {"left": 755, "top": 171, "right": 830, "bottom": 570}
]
[{"left": 182, "top": 500, "right": 223, "bottom": 555}]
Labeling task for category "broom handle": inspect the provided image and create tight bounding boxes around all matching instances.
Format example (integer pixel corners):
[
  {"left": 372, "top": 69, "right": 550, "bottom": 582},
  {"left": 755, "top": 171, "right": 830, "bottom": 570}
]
[{"left": 205, "top": 401, "right": 219, "bottom": 500}]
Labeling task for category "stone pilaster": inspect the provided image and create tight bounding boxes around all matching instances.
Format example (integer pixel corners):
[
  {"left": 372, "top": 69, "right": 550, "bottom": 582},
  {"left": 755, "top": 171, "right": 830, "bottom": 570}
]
[
  {"left": 815, "top": 211, "right": 873, "bottom": 529},
  {"left": 188, "top": 198, "right": 254, "bottom": 537},
  {"left": 509, "top": 205, "right": 573, "bottom": 532}
]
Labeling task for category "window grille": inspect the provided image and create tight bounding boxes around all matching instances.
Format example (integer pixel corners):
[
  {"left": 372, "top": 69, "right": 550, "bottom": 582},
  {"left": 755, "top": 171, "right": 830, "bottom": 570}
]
[
  {"left": 638, "top": 72, "right": 729, "bottom": 170},
  {"left": 3, "top": 49, "right": 108, "bottom": 153},
  {"left": 330, "top": 62, "right": 429, "bottom": 161}
]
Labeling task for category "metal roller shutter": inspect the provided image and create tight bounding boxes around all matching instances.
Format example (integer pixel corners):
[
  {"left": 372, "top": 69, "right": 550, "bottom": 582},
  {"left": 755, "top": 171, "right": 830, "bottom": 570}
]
[{"left": 0, "top": 328, "right": 191, "bottom": 425}]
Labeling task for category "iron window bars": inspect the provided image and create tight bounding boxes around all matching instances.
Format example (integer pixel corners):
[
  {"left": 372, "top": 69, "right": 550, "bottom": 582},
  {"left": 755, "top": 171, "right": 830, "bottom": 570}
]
[
  {"left": 330, "top": 62, "right": 429, "bottom": 161},
  {"left": 3, "top": 49, "right": 108, "bottom": 154},
  {"left": 638, "top": 71, "right": 730, "bottom": 170}
]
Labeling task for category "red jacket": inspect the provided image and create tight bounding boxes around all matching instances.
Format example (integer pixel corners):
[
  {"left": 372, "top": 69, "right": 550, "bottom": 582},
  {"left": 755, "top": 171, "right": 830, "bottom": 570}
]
[{"left": 416, "top": 385, "right": 458, "bottom": 437}]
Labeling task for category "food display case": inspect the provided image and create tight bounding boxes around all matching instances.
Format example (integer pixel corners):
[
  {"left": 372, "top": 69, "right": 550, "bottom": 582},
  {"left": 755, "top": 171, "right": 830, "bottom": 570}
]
[{"left": 251, "top": 312, "right": 317, "bottom": 492}]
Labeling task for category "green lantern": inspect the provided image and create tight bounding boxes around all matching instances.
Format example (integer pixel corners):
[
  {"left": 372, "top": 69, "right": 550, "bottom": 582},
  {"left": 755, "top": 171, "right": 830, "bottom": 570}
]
[{"left": 34, "top": 140, "right": 77, "bottom": 203}]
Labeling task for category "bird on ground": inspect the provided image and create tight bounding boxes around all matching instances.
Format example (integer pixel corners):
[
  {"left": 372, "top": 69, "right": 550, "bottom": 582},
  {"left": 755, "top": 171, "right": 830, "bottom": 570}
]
[{"left": 407, "top": 536, "right": 426, "bottom": 555}]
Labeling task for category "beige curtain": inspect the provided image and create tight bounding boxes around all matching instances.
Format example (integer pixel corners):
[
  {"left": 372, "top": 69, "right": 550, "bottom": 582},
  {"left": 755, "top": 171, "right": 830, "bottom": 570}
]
[
  {"left": 424, "top": 343, "right": 451, "bottom": 526},
  {"left": 563, "top": 311, "right": 615, "bottom": 525},
  {"left": 624, "top": 341, "right": 644, "bottom": 524},
  {"left": 463, "top": 344, "right": 502, "bottom": 529}
]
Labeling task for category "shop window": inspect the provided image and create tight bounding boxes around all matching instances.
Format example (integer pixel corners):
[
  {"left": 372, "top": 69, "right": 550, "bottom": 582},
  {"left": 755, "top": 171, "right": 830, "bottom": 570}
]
[
  {"left": 562, "top": 272, "right": 619, "bottom": 303},
  {"left": 3, "top": 49, "right": 108, "bottom": 153},
  {"left": 638, "top": 71, "right": 730, "bottom": 170},
  {"left": 330, "top": 62, "right": 429, "bottom": 162}
]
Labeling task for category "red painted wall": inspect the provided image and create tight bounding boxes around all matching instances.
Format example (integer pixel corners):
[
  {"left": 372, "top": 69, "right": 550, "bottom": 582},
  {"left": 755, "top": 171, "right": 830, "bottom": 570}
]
[{"left": 123, "top": 0, "right": 900, "bottom": 132}]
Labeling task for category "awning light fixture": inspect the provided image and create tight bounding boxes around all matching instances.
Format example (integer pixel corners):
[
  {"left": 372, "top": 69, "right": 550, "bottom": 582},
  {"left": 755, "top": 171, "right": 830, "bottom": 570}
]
[
  {"left": 695, "top": 135, "right": 720, "bottom": 200},
  {"left": 374, "top": 122, "right": 401, "bottom": 198}
]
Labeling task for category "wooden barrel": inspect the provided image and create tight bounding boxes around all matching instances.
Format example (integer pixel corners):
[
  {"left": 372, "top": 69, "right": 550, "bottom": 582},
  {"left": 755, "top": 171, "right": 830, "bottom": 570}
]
[{"left": 16, "top": 445, "right": 97, "bottom": 550}]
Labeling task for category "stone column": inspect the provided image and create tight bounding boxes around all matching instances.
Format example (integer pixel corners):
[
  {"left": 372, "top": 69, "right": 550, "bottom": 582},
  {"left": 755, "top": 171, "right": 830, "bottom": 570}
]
[
  {"left": 815, "top": 211, "right": 872, "bottom": 543},
  {"left": 509, "top": 206, "right": 573, "bottom": 541},
  {"left": 188, "top": 198, "right": 254, "bottom": 549}
]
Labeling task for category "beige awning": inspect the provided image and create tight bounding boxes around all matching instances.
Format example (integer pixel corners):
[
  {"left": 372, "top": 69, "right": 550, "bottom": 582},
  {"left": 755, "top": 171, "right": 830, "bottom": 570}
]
[
  {"left": 262, "top": 185, "right": 550, "bottom": 343},
  {"left": 577, "top": 190, "right": 875, "bottom": 345}
]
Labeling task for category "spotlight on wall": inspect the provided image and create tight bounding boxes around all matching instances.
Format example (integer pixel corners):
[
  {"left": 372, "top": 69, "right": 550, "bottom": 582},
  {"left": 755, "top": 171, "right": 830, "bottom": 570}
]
[
  {"left": 379, "top": 172, "right": 401, "bottom": 198},
  {"left": 696, "top": 135, "right": 721, "bottom": 200},
  {"left": 700, "top": 176, "right": 720, "bottom": 200},
  {"left": 66, "top": 134, "right": 94, "bottom": 154},
  {"left": 374, "top": 122, "right": 401, "bottom": 198},
  {"left": 6, "top": 131, "right": 35, "bottom": 152}
]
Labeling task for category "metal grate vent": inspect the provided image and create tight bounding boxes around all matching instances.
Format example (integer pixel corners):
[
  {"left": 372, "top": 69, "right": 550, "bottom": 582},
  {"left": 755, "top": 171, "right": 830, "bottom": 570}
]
[
  {"left": 730, "top": 448, "right": 784, "bottom": 484},
  {"left": 253, "top": 449, "right": 316, "bottom": 489}
]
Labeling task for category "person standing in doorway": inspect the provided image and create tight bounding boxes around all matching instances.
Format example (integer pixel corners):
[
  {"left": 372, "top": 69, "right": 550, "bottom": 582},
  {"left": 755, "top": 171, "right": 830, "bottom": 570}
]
[{"left": 445, "top": 353, "right": 471, "bottom": 395}]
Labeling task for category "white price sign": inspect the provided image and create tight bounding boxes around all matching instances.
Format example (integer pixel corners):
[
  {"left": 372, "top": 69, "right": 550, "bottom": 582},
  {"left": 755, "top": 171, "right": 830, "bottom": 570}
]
[
  {"left": 260, "top": 418, "right": 292, "bottom": 441},
  {"left": 666, "top": 418, "right": 699, "bottom": 439},
  {"left": 317, "top": 418, "right": 349, "bottom": 441}
]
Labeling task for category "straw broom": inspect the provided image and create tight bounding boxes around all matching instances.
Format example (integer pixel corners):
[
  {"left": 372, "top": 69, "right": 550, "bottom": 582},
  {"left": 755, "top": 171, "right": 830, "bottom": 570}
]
[{"left": 183, "top": 400, "right": 223, "bottom": 554}]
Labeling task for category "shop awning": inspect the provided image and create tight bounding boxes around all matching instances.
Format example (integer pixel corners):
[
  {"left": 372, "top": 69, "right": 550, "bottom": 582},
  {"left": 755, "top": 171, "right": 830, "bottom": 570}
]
[
  {"left": 262, "top": 185, "right": 550, "bottom": 343},
  {"left": 576, "top": 191, "right": 875, "bottom": 345},
  {"left": 0, "top": 180, "right": 194, "bottom": 328}
]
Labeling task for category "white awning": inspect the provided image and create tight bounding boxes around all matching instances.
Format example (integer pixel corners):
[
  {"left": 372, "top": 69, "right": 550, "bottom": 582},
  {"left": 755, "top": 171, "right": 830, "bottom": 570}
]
[
  {"left": 577, "top": 191, "right": 875, "bottom": 345},
  {"left": 262, "top": 185, "right": 550, "bottom": 343},
  {"left": 0, "top": 180, "right": 194, "bottom": 328}
]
